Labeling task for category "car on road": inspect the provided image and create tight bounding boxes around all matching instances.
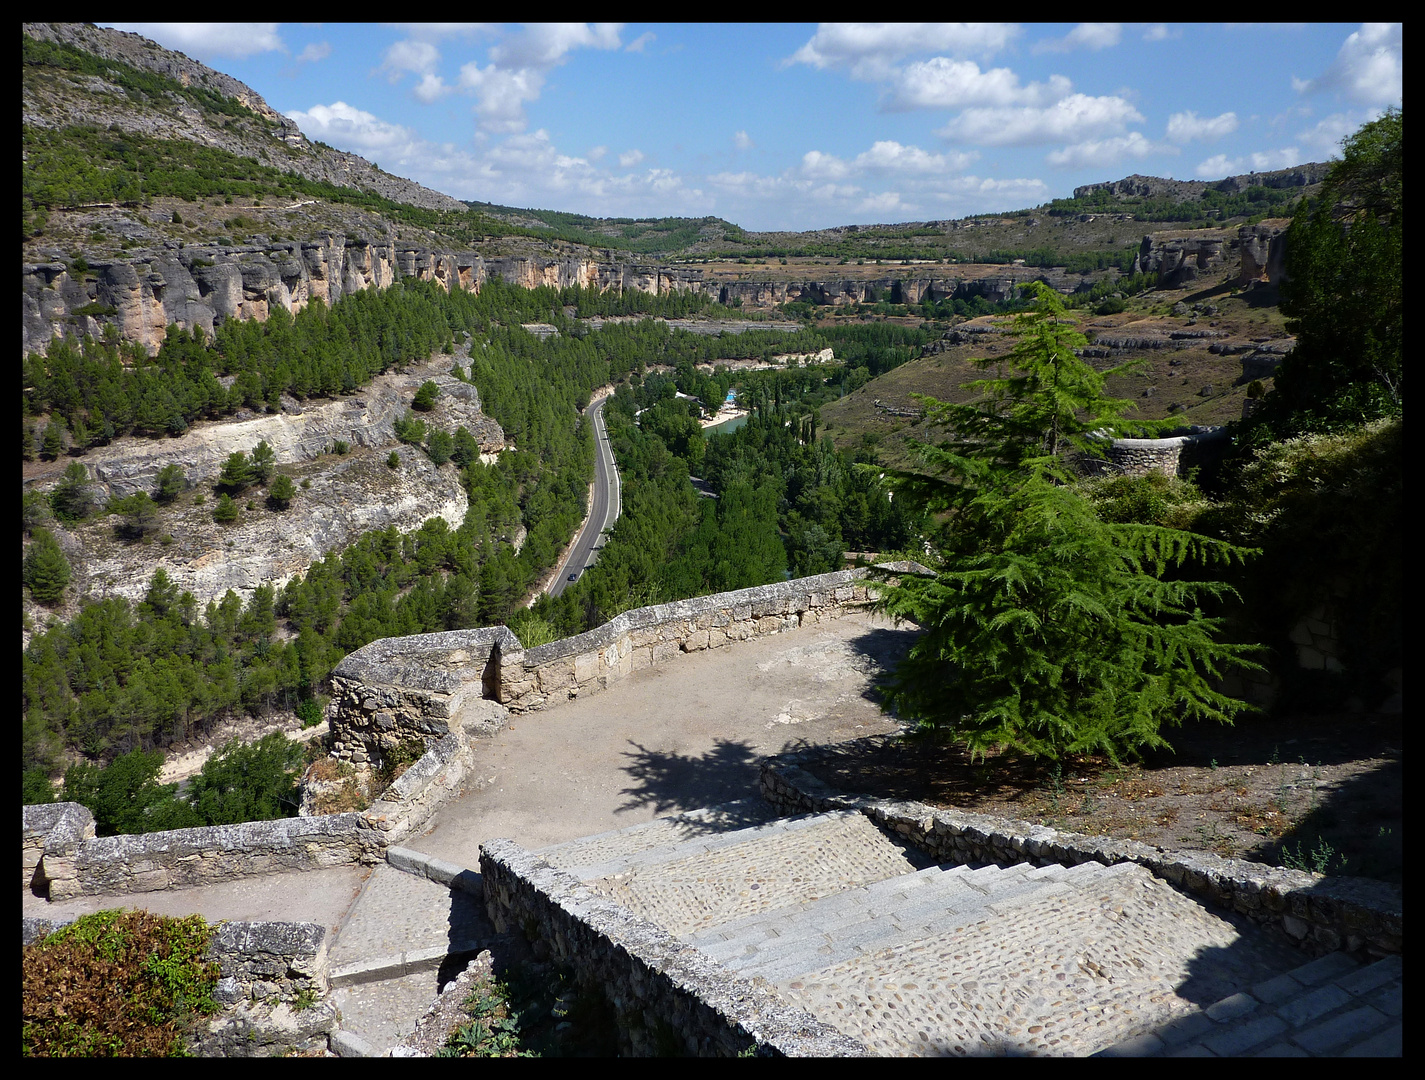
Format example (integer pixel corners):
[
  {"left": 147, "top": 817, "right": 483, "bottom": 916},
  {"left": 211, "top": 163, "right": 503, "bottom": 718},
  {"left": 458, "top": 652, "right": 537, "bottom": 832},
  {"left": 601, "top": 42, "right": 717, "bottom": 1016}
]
[{"left": 568, "top": 571, "right": 580, "bottom": 581}]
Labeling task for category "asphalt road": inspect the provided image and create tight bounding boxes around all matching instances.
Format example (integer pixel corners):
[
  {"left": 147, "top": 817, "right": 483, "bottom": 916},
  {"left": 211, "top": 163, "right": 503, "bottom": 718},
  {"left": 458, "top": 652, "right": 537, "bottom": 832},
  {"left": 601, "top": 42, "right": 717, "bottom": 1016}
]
[{"left": 549, "top": 396, "right": 620, "bottom": 598}]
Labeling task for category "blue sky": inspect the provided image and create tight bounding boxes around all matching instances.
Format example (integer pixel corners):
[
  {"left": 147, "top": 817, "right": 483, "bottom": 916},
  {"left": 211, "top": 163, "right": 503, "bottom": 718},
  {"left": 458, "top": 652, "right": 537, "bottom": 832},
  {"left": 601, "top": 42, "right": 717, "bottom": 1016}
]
[{"left": 100, "top": 23, "right": 1403, "bottom": 232}]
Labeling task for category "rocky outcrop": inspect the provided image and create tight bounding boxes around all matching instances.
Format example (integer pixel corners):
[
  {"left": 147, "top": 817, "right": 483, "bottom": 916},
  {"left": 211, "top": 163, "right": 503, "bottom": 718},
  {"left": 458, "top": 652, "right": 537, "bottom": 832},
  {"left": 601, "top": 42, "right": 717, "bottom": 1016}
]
[
  {"left": 1238, "top": 220, "right": 1292, "bottom": 285},
  {"left": 1074, "top": 164, "right": 1328, "bottom": 203},
  {"left": 1131, "top": 228, "right": 1240, "bottom": 288}
]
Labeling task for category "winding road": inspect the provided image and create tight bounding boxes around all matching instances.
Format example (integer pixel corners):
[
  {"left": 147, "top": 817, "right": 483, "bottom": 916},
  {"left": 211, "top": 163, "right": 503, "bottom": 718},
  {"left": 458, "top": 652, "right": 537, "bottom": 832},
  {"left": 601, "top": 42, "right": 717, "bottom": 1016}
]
[{"left": 549, "top": 396, "right": 620, "bottom": 599}]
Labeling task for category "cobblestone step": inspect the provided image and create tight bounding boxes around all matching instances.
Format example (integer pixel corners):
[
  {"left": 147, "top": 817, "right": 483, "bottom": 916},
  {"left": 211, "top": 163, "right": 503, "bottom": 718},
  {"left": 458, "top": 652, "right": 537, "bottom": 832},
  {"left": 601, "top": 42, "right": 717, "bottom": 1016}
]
[
  {"left": 775, "top": 862, "right": 1307, "bottom": 1056},
  {"left": 535, "top": 798, "right": 784, "bottom": 877},
  {"left": 585, "top": 811, "right": 924, "bottom": 936},
  {"left": 723, "top": 869, "right": 1081, "bottom": 984},
  {"left": 1094, "top": 952, "right": 1403, "bottom": 1058}
]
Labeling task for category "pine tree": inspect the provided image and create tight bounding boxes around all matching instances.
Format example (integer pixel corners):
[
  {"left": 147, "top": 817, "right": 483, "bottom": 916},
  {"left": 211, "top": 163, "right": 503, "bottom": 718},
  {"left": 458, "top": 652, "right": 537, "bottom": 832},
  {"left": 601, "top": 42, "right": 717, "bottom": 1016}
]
[
  {"left": 267, "top": 473, "right": 295, "bottom": 510},
  {"left": 249, "top": 440, "right": 275, "bottom": 484},
  {"left": 218, "top": 451, "right": 252, "bottom": 492},
  {"left": 24, "top": 528, "right": 71, "bottom": 605},
  {"left": 41, "top": 420, "right": 65, "bottom": 461},
  {"left": 213, "top": 493, "right": 239, "bottom": 523}
]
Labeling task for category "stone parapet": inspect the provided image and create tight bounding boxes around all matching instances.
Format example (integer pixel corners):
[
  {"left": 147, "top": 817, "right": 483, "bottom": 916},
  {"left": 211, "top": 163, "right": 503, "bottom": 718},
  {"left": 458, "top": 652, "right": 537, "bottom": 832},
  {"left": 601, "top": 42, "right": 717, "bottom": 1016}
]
[
  {"left": 42, "top": 813, "right": 383, "bottom": 901},
  {"left": 23, "top": 802, "right": 95, "bottom": 893},
  {"left": 480, "top": 837, "right": 869, "bottom": 1057},
  {"left": 760, "top": 741, "right": 1403, "bottom": 964},
  {"left": 330, "top": 565, "right": 927, "bottom": 756}
]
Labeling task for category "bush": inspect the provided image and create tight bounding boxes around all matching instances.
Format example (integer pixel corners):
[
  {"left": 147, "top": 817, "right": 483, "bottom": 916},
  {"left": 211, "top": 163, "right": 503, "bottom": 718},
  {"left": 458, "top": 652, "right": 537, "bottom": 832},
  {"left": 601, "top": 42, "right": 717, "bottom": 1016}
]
[
  {"left": 154, "top": 463, "right": 186, "bottom": 503},
  {"left": 387, "top": 451, "right": 401, "bottom": 469},
  {"left": 267, "top": 473, "right": 295, "bottom": 509},
  {"left": 412, "top": 380, "right": 440, "bottom": 412},
  {"left": 23, "top": 910, "right": 220, "bottom": 1057},
  {"left": 111, "top": 491, "right": 162, "bottom": 541},
  {"left": 213, "top": 492, "right": 239, "bottom": 523},
  {"left": 62, "top": 748, "right": 199, "bottom": 836}
]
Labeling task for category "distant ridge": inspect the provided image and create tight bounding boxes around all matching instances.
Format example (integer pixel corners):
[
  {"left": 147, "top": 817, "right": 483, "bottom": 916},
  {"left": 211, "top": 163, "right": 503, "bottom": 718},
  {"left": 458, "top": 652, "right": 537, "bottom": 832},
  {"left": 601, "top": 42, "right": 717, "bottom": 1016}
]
[
  {"left": 22, "top": 22, "right": 465, "bottom": 213},
  {"left": 1073, "top": 163, "right": 1330, "bottom": 203}
]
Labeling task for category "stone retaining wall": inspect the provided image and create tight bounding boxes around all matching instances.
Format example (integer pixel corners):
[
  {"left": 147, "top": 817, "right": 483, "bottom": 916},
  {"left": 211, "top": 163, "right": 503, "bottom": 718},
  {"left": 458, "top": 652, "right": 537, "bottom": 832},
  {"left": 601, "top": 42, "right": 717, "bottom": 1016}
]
[
  {"left": 1106, "top": 427, "right": 1228, "bottom": 478},
  {"left": 329, "top": 564, "right": 926, "bottom": 763},
  {"left": 24, "top": 701, "right": 510, "bottom": 901},
  {"left": 480, "top": 837, "right": 868, "bottom": 1057},
  {"left": 22, "top": 916, "right": 337, "bottom": 1056},
  {"left": 760, "top": 742, "right": 1402, "bottom": 963}
]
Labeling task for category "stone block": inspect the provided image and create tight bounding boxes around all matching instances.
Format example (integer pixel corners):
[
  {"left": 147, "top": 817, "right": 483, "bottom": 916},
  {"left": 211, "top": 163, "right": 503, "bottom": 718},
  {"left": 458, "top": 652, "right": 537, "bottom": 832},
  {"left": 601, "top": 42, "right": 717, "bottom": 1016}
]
[
  {"left": 682, "top": 630, "right": 709, "bottom": 652},
  {"left": 573, "top": 651, "right": 601, "bottom": 684}
]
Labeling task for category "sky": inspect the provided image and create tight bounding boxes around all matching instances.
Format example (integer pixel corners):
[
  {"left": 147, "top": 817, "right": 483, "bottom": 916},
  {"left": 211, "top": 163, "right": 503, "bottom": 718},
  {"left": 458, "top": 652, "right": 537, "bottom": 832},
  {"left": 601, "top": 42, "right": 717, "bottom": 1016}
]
[{"left": 99, "top": 23, "right": 1403, "bottom": 232}]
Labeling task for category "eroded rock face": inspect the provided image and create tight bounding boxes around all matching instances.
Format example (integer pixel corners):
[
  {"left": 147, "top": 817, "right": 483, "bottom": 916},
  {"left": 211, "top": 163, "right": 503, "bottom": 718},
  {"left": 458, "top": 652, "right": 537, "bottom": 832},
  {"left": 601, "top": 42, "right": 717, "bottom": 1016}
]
[
  {"left": 1238, "top": 220, "right": 1291, "bottom": 285},
  {"left": 1133, "top": 229, "right": 1236, "bottom": 289},
  {"left": 56, "top": 447, "right": 470, "bottom": 610}
]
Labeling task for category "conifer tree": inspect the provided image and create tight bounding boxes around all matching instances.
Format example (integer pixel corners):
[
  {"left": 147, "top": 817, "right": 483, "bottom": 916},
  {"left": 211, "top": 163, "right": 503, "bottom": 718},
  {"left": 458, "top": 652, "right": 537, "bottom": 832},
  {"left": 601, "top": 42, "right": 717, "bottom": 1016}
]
[
  {"left": 872, "top": 284, "right": 1261, "bottom": 763},
  {"left": 24, "top": 528, "right": 71, "bottom": 605}
]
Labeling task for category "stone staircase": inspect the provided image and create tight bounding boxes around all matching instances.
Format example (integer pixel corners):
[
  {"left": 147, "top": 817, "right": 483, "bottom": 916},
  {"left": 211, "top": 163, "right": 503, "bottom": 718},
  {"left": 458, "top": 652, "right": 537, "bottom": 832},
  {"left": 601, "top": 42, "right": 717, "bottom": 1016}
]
[{"left": 535, "top": 804, "right": 1320, "bottom": 1057}]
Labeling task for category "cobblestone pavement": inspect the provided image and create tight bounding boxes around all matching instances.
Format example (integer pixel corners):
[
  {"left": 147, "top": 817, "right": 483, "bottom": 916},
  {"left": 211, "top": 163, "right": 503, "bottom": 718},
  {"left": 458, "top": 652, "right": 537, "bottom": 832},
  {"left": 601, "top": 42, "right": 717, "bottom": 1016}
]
[
  {"left": 773, "top": 861, "right": 1304, "bottom": 1056},
  {"left": 1096, "top": 952, "right": 1403, "bottom": 1058},
  {"left": 588, "top": 812, "right": 924, "bottom": 936}
]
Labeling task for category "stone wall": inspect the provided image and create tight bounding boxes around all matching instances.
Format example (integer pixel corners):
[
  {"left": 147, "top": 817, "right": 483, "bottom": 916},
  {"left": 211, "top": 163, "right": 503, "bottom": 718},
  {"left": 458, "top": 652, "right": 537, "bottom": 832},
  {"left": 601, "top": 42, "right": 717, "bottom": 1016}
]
[
  {"left": 1105, "top": 427, "right": 1229, "bottom": 478},
  {"left": 480, "top": 838, "right": 868, "bottom": 1057},
  {"left": 22, "top": 914, "right": 337, "bottom": 1057},
  {"left": 37, "top": 813, "right": 384, "bottom": 901},
  {"left": 328, "top": 564, "right": 925, "bottom": 763},
  {"left": 760, "top": 742, "right": 1403, "bottom": 963},
  {"left": 23, "top": 802, "right": 94, "bottom": 892}
]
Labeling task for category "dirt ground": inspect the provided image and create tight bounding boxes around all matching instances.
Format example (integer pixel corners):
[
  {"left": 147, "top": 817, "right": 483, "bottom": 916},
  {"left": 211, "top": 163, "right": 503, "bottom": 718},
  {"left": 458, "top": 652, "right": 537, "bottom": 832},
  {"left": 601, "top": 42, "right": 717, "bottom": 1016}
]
[{"left": 798, "top": 710, "right": 1402, "bottom": 884}]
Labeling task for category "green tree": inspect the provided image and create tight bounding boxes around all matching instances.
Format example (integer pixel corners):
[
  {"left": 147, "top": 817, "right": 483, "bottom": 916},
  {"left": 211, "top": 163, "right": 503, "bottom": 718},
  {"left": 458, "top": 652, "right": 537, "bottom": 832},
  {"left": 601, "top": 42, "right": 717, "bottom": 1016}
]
[
  {"left": 50, "top": 462, "right": 94, "bottom": 523},
  {"left": 249, "top": 440, "right": 276, "bottom": 484},
  {"left": 41, "top": 420, "right": 66, "bottom": 461},
  {"left": 23, "top": 490, "right": 52, "bottom": 535},
  {"left": 872, "top": 285, "right": 1261, "bottom": 763},
  {"left": 427, "top": 429, "right": 455, "bottom": 466},
  {"left": 24, "top": 528, "right": 71, "bottom": 605},
  {"left": 267, "top": 473, "right": 295, "bottom": 510},
  {"left": 412, "top": 380, "right": 440, "bottom": 411},
  {"left": 154, "top": 463, "right": 186, "bottom": 503},
  {"left": 1268, "top": 109, "right": 1402, "bottom": 433},
  {"left": 218, "top": 451, "right": 252, "bottom": 493},
  {"left": 62, "top": 749, "right": 199, "bottom": 836},
  {"left": 111, "top": 491, "right": 162, "bottom": 541},
  {"left": 185, "top": 733, "right": 304, "bottom": 825},
  {"left": 213, "top": 492, "right": 239, "bottom": 523}
]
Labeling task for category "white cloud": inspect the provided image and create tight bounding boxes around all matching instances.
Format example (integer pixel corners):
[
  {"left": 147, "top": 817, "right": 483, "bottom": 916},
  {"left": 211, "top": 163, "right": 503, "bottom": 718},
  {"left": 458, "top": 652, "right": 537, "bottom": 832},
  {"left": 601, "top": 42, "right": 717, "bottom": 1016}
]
[
  {"left": 1046, "top": 132, "right": 1167, "bottom": 169},
  {"left": 587, "top": 145, "right": 608, "bottom": 162},
  {"left": 625, "top": 31, "right": 656, "bottom": 53},
  {"left": 859, "top": 191, "right": 905, "bottom": 214},
  {"left": 297, "top": 42, "right": 331, "bottom": 64},
  {"left": 734, "top": 130, "right": 754, "bottom": 150},
  {"left": 1033, "top": 23, "right": 1122, "bottom": 55},
  {"left": 1296, "top": 109, "right": 1384, "bottom": 155},
  {"left": 1142, "top": 24, "right": 1177, "bottom": 42},
  {"left": 788, "top": 23, "right": 1020, "bottom": 80},
  {"left": 853, "top": 141, "right": 976, "bottom": 174},
  {"left": 1194, "top": 148, "right": 1304, "bottom": 178},
  {"left": 455, "top": 24, "right": 625, "bottom": 132},
  {"left": 381, "top": 40, "right": 441, "bottom": 80},
  {"left": 104, "top": 23, "right": 283, "bottom": 60},
  {"left": 1166, "top": 110, "right": 1239, "bottom": 143},
  {"left": 938, "top": 94, "right": 1143, "bottom": 146},
  {"left": 1293, "top": 23, "right": 1401, "bottom": 106},
  {"left": 801, "top": 151, "right": 850, "bottom": 180},
  {"left": 284, "top": 102, "right": 427, "bottom": 159},
  {"left": 889, "top": 58, "right": 1072, "bottom": 110},
  {"left": 618, "top": 149, "right": 645, "bottom": 168}
]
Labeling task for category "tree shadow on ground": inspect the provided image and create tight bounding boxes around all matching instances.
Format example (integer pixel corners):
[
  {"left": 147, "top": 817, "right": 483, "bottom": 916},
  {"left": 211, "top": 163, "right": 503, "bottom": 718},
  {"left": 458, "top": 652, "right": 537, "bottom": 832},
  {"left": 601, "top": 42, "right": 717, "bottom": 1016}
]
[
  {"left": 616, "top": 737, "right": 763, "bottom": 816},
  {"left": 842, "top": 623, "right": 922, "bottom": 709}
]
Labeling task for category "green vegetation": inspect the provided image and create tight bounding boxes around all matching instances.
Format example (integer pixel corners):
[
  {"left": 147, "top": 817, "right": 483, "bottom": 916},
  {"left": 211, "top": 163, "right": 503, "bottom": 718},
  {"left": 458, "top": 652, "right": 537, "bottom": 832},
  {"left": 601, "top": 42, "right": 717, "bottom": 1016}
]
[
  {"left": 872, "top": 285, "right": 1261, "bottom": 762},
  {"left": 24, "top": 527, "right": 71, "bottom": 605},
  {"left": 23, "top": 909, "right": 221, "bottom": 1057},
  {"left": 267, "top": 473, "right": 296, "bottom": 509}
]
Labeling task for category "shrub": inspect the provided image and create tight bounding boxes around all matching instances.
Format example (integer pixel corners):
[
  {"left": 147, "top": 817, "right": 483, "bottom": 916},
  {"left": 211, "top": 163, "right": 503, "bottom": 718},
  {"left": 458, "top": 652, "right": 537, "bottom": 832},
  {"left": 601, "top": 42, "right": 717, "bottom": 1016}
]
[
  {"left": 186, "top": 733, "right": 305, "bottom": 825},
  {"left": 412, "top": 380, "right": 440, "bottom": 412},
  {"left": 387, "top": 451, "right": 401, "bottom": 469},
  {"left": 213, "top": 493, "right": 239, "bottom": 523},
  {"left": 23, "top": 910, "right": 220, "bottom": 1057},
  {"left": 267, "top": 473, "right": 295, "bottom": 510},
  {"left": 154, "top": 463, "right": 187, "bottom": 503}
]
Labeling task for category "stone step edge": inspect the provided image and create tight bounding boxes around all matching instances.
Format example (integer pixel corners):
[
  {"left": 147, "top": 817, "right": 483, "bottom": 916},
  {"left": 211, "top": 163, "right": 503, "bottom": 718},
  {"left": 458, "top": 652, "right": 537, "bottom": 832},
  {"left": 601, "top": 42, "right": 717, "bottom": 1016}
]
[
  {"left": 535, "top": 797, "right": 781, "bottom": 859},
  {"left": 386, "top": 845, "right": 482, "bottom": 894},
  {"left": 566, "top": 810, "right": 869, "bottom": 881},
  {"left": 329, "top": 938, "right": 485, "bottom": 988}
]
